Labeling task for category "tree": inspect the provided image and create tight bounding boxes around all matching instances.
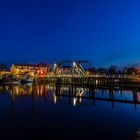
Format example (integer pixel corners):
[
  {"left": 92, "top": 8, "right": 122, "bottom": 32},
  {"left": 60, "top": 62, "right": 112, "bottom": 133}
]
[
  {"left": 123, "top": 67, "right": 137, "bottom": 75},
  {"left": 96, "top": 67, "right": 107, "bottom": 74},
  {"left": 85, "top": 67, "right": 96, "bottom": 75},
  {"left": 108, "top": 65, "right": 117, "bottom": 74},
  {"left": 87, "top": 67, "right": 96, "bottom": 73},
  {"left": 0, "top": 63, "right": 7, "bottom": 71}
]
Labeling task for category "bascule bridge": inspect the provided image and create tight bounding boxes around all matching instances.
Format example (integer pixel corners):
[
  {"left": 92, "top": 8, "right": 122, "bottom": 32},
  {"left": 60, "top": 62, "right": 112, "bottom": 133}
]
[{"left": 49, "top": 60, "right": 91, "bottom": 77}]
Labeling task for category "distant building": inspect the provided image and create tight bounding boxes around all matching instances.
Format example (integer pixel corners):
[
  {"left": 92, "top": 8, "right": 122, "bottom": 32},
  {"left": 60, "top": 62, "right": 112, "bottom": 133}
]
[{"left": 10, "top": 63, "right": 51, "bottom": 75}]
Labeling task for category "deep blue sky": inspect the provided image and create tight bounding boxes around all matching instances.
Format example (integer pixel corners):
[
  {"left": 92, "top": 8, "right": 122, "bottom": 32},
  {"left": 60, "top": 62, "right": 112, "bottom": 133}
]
[{"left": 0, "top": 0, "right": 140, "bottom": 67}]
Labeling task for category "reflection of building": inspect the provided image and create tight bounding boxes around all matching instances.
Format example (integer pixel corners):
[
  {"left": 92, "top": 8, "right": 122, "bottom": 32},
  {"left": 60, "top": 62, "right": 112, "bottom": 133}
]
[
  {"left": 10, "top": 85, "right": 33, "bottom": 96},
  {"left": 9, "top": 84, "right": 49, "bottom": 96},
  {"left": 10, "top": 63, "right": 51, "bottom": 75}
]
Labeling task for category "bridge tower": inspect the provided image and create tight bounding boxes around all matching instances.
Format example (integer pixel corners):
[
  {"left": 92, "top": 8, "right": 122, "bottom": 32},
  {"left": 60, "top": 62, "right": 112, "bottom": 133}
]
[{"left": 49, "top": 60, "right": 91, "bottom": 77}]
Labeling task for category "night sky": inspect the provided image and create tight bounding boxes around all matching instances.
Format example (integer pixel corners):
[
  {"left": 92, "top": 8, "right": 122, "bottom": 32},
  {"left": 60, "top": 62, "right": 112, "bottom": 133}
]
[{"left": 0, "top": 0, "right": 140, "bottom": 67}]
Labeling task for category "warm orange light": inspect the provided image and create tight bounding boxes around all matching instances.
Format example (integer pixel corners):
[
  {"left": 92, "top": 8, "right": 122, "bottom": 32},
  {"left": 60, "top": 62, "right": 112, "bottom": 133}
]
[{"left": 40, "top": 70, "right": 43, "bottom": 74}]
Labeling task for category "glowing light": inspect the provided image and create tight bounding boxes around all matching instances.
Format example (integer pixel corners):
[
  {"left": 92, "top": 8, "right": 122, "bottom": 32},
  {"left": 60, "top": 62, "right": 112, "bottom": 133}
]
[
  {"left": 73, "top": 98, "right": 76, "bottom": 106},
  {"left": 54, "top": 95, "right": 57, "bottom": 103},
  {"left": 40, "top": 70, "right": 43, "bottom": 74},
  {"left": 54, "top": 63, "right": 57, "bottom": 67},
  {"left": 73, "top": 62, "right": 76, "bottom": 67},
  {"left": 96, "top": 80, "right": 98, "bottom": 85},
  {"left": 137, "top": 94, "right": 140, "bottom": 99}
]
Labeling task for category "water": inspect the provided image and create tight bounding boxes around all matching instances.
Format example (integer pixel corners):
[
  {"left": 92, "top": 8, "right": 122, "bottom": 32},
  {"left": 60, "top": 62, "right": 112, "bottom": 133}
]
[{"left": 0, "top": 84, "right": 139, "bottom": 140}]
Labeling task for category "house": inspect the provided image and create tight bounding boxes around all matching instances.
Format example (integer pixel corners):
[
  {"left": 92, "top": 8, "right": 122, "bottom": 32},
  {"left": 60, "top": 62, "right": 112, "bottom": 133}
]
[{"left": 10, "top": 63, "right": 51, "bottom": 75}]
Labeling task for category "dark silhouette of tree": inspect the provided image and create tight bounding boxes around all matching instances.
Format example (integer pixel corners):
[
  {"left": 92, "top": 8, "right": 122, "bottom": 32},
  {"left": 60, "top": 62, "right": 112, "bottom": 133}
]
[
  {"left": 0, "top": 63, "right": 7, "bottom": 71},
  {"left": 108, "top": 65, "right": 117, "bottom": 74},
  {"left": 96, "top": 68, "right": 107, "bottom": 74},
  {"left": 123, "top": 67, "right": 137, "bottom": 75},
  {"left": 87, "top": 67, "right": 96, "bottom": 73}
]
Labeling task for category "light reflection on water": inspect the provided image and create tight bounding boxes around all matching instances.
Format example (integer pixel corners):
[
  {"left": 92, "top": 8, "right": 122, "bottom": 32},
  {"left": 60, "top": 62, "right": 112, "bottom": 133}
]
[{"left": 0, "top": 84, "right": 140, "bottom": 139}]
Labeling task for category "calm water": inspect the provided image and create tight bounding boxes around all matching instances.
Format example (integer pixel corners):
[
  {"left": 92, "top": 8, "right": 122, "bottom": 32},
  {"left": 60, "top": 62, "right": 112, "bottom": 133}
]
[{"left": 0, "top": 84, "right": 140, "bottom": 140}]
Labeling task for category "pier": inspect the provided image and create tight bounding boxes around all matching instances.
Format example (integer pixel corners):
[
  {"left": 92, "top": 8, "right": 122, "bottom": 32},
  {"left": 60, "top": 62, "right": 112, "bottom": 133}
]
[{"left": 0, "top": 61, "right": 140, "bottom": 88}]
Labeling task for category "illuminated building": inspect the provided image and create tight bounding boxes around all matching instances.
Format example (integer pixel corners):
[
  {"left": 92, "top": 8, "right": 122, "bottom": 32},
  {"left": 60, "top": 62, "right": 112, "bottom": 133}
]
[{"left": 10, "top": 63, "right": 51, "bottom": 76}]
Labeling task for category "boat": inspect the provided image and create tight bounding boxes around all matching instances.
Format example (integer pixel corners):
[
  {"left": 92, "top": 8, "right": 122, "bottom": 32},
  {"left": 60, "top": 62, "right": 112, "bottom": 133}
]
[
  {"left": 1, "top": 74, "right": 20, "bottom": 85},
  {"left": 20, "top": 75, "right": 34, "bottom": 84}
]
